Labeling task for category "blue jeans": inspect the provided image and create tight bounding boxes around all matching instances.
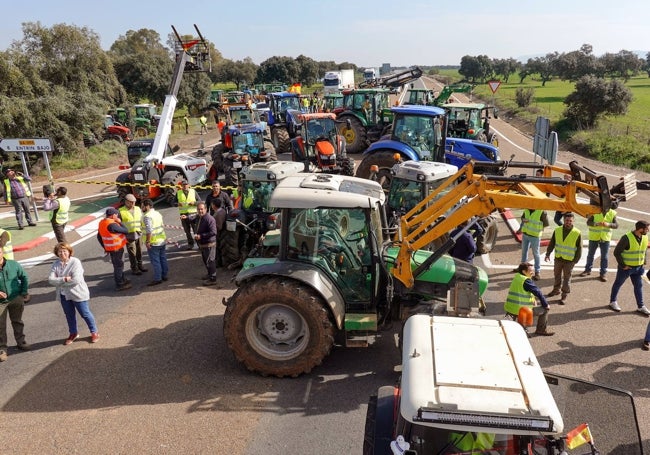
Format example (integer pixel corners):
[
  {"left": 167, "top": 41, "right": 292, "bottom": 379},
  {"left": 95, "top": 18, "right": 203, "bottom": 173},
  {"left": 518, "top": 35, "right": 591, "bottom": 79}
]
[
  {"left": 60, "top": 294, "right": 97, "bottom": 334},
  {"left": 609, "top": 265, "right": 644, "bottom": 308},
  {"left": 521, "top": 233, "right": 541, "bottom": 274},
  {"left": 645, "top": 320, "right": 650, "bottom": 343},
  {"left": 584, "top": 240, "right": 610, "bottom": 275},
  {"left": 148, "top": 244, "right": 168, "bottom": 281}
]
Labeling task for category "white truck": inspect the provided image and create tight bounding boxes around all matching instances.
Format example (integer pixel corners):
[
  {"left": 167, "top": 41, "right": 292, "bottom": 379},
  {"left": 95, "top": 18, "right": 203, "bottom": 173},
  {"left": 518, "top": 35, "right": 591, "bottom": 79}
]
[
  {"left": 363, "top": 315, "right": 644, "bottom": 455},
  {"left": 363, "top": 67, "right": 379, "bottom": 83},
  {"left": 323, "top": 69, "right": 355, "bottom": 95}
]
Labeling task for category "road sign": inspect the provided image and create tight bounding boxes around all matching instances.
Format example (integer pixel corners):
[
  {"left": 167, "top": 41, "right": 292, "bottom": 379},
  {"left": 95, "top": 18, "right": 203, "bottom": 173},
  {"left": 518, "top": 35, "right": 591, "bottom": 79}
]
[
  {"left": 487, "top": 80, "right": 501, "bottom": 94},
  {"left": 0, "top": 138, "right": 53, "bottom": 152}
]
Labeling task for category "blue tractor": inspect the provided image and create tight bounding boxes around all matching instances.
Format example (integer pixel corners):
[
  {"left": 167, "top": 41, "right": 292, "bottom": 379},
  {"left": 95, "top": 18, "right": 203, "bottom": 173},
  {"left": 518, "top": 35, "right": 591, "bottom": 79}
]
[
  {"left": 355, "top": 105, "right": 501, "bottom": 188},
  {"left": 263, "top": 92, "right": 302, "bottom": 154}
]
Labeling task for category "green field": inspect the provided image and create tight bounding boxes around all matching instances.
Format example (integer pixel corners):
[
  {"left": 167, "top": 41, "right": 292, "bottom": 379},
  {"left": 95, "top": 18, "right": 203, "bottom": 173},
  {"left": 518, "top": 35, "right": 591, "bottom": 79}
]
[{"left": 434, "top": 70, "right": 650, "bottom": 172}]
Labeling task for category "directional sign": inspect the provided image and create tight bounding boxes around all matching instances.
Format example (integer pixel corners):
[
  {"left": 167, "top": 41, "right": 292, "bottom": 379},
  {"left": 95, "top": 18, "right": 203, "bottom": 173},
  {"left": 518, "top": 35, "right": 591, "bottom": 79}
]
[
  {"left": 0, "top": 138, "right": 53, "bottom": 152},
  {"left": 487, "top": 80, "right": 501, "bottom": 94}
]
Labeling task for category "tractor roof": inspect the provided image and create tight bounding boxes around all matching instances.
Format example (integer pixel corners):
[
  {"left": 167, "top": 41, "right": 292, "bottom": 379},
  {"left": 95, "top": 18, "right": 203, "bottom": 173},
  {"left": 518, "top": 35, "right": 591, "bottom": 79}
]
[
  {"left": 400, "top": 315, "right": 563, "bottom": 435},
  {"left": 391, "top": 161, "right": 458, "bottom": 182},
  {"left": 442, "top": 102, "right": 487, "bottom": 109},
  {"left": 270, "top": 174, "right": 385, "bottom": 209},
  {"left": 241, "top": 161, "right": 305, "bottom": 182},
  {"left": 390, "top": 105, "right": 446, "bottom": 116},
  {"left": 295, "top": 112, "right": 336, "bottom": 122}
]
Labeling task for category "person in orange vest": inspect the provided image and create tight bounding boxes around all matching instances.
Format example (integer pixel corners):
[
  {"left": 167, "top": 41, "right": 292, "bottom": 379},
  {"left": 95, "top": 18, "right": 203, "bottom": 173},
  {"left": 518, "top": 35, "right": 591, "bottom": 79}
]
[{"left": 97, "top": 208, "right": 131, "bottom": 291}]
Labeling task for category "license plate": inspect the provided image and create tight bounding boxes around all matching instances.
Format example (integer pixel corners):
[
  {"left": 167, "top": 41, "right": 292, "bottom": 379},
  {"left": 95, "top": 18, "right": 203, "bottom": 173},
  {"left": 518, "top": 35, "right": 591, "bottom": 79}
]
[
  {"left": 233, "top": 161, "right": 242, "bottom": 169},
  {"left": 134, "top": 174, "right": 144, "bottom": 181},
  {"left": 226, "top": 220, "right": 237, "bottom": 232}
]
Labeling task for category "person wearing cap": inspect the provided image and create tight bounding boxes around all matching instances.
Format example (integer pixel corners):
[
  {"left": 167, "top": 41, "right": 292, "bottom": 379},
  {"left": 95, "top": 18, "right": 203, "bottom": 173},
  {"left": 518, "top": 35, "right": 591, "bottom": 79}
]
[
  {"left": 3, "top": 168, "right": 36, "bottom": 230},
  {"left": 141, "top": 199, "right": 168, "bottom": 286},
  {"left": 43, "top": 186, "right": 71, "bottom": 244},
  {"left": 119, "top": 194, "right": 147, "bottom": 276},
  {"left": 608, "top": 220, "right": 650, "bottom": 315},
  {"left": 97, "top": 207, "right": 131, "bottom": 291},
  {"left": 544, "top": 212, "right": 582, "bottom": 305},
  {"left": 176, "top": 181, "right": 201, "bottom": 250}
]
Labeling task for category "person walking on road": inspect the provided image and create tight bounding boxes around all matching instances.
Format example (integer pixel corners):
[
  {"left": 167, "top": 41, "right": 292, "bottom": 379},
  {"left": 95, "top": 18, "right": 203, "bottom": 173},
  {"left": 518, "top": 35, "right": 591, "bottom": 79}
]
[
  {"left": 579, "top": 205, "right": 618, "bottom": 282},
  {"left": 545, "top": 212, "right": 581, "bottom": 305},
  {"left": 608, "top": 220, "right": 650, "bottom": 315},
  {"left": 518, "top": 208, "right": 549, "bottom": 280},
  {"left": 97, "top": 208, "right": 131, "bottom": 291},
  {"left": 3, "top": 168, "right": 36, "bottom": 230},
  {"left": 505, "top": 262, "right": 553, "bottom": 336},
  {"left": 43, "top": 186, "right": 70, "bottom": 244},
  {"left": 142, "top": 199, "right": 168, "bottom": 286},
  {"left": 194, "top": 202, "right": 218, "bottom": 286},
  {"left": 48, "top": 243, "right": 99, "bottom": 345},
  {"left": 177, "top": 181, "right": 201, "bottom": 250},
  {"left": 0, "top": 254, "right": 31, "bottom": 362},
  {"left": 119, "top": 194, "right": 147, "bottom": 276}
]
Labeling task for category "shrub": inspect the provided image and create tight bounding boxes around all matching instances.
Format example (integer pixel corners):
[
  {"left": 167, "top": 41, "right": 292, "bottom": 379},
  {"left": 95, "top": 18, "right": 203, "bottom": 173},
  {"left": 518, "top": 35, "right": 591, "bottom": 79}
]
[{"left": 515, "top": 88, "right": 534, "bottom": 108}]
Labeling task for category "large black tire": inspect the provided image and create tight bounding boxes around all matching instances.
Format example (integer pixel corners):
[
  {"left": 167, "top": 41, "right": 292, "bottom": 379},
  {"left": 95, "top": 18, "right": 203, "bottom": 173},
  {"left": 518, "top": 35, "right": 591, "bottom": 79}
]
[
  {"left": 475, "top": 215, "right": 499, "bottom": 254},
  {"left": 262, "top": 139, "right": 277, "bottom": 161},
  {"left": 135, "top": 127, "right": 148, "bottom": 138},
  {"left": 363, "top": 386, "right": 397, "bottom": 455},
  {"left": 476, "top": 131, "right": 488, "bottom": 142},
  {"left": 222, "top": 227, "right": 242, "bottom": 267},
  {"left": 355, "top": 150, "right": 399, "bottom": 190},
  {"left": 341, "top": 116, "right": 367, "bottom": 154},
  {"left": 340, "top": 156, "right": 355, "bottom": 176},
  {"left": 116, "top": 186, "right": 130, "bottom": 204},
  {"left": 162, "top": 171, "right": 185, "bottom": 206},
  {"left": 271, "top": 127, "right": 290, "bottom": 154},
  {"left": 223, "top": 160, "right": 240, "bottom": 188},
  {"left": 223, "top": 277, "right": 335, "bottom": 377},
  {"left": 487, "top": 131, "right": 499, "bottom": 147},
  {"left": 211, "top": 143, "right": 225, "bottom": 174}
]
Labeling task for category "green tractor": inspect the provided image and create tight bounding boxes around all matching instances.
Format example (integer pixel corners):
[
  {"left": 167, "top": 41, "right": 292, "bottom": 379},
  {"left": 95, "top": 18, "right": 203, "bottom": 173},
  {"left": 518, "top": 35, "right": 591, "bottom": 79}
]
[
  {"left": 336, "top": 88, "right": 393, "bottom": 153},
  {"left": 133, "top": 104, "right": 160, "bottom": 137},
  {"left": 443, "top": 102, "right": 499, "bottom": 145},
  {"left": 323, "top": 92, "right": 344, "bottom": 112}
]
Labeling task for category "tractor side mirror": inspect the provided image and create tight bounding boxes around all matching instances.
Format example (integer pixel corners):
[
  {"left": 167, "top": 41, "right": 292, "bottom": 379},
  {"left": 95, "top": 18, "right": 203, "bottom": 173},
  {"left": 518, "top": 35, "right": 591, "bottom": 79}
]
[
  {"left": 493, "top": 108, "right": 499, "bottom": 119},
  {"left": 172, "top": 145, "right": 181, "bottom": 155}
]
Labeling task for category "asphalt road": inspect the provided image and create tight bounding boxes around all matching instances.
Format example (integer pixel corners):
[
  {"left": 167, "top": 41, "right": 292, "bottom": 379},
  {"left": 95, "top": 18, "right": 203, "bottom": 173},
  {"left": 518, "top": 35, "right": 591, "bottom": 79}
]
[{"left": 1, "top": 109, "right": 650, "bottom": 454}]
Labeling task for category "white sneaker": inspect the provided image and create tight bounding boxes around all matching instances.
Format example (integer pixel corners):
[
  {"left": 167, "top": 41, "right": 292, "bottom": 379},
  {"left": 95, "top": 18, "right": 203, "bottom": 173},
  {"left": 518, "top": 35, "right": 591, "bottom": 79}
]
[
  {"left": 637, "top": 306, "right": 650, "bottom": 316},
  {"left": 609, "top": 301, "right": 622, "bottom": 312}
]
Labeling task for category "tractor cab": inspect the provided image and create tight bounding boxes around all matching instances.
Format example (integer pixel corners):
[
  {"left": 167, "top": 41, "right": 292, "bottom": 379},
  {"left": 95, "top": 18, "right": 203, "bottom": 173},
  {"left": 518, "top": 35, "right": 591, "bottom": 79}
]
[{"left": 443, "top": 102, "right": 499, "bottom": 145}]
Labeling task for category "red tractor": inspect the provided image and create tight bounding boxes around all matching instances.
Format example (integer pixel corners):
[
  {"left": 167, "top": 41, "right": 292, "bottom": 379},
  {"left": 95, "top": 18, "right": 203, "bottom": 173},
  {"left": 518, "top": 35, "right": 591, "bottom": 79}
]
[{"left": 288, "top": 111, "right": 355, "bottom": 175}]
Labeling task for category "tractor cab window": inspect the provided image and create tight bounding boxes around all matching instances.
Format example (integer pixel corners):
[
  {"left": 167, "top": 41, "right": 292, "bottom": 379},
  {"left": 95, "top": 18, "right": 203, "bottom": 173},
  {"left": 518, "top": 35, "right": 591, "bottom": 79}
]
[
  {"left": 231, "top": 110, "right": 256, "bottom": 124},
  {"left": 232, "top": 132, "right": 263, "bottom": 154},
  {"left": 387, "top": 178, "right": 423, "bottom": 215},
  {"left": 286, "top": 207, "right": 375, "bottom": 303},
  {"left": 393, "top": 115, "right": 440, "bottom": 157},
  {"left": 241, "top": 180, "right": 276, "bottom": 212},
  {"left": 468, "top": 109, "right": 480, "bottom": 130},
  {"left": 127, "top": 142, "right": 172, "bottom": 166},
  {"left": 278, "top": 97, "right": 300, "bottom": 114}
]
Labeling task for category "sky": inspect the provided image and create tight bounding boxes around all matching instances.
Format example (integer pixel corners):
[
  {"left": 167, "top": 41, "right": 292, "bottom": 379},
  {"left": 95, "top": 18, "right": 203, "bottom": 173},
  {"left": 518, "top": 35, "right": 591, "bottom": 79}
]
[{"left": 2, "top": 0, "right": 648, "bottom": 67}]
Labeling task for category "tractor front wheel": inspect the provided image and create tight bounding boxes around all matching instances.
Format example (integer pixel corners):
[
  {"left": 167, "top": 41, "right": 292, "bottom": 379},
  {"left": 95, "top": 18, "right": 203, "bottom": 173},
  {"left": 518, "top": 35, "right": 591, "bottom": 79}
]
[
  {"left": 475, "top": 215, "right": 499, "bottom": 254},
  {"left": 162, "top": 171, "right": 186, "bottom": 206},
  {"left": 355, "top": 150, "right": 399, "bottom": 191},
  {"left": 223, "top": 277, "right": 335, "bottom": 377},
  {"left": 271, "top": 128, "right": 290, "bottom": 154}
]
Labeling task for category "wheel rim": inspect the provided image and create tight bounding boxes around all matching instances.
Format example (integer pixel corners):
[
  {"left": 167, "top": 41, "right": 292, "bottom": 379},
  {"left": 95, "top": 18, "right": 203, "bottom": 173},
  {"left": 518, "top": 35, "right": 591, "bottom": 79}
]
[
  {"left": 343, "top": 127, "right": 356, "bottom": 144},
  {"left": 245, "top": 303, "right": 309, "bottom": 361}
]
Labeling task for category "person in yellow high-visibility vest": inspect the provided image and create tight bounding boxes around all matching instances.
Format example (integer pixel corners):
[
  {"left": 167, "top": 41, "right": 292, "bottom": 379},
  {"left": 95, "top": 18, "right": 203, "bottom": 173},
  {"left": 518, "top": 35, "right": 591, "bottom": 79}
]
[
  {"left": 544, "top": 212, "right": 581, "bottom": 305},
  {"left": 0, "top": 228, "right": 13, "bottom": 260},
  {"left": 3, "top": 168, "right": 36, "bottom": 230},
  {"left": 119, "top": 194, "right": 147, "bottom": 276},
  {"left": 176, "top": 181, "right": 201, "bottom": 250},
  {"left": 579, "top": 205, "right": 618, "bottom": 282},
  {"left": 609, "top": 220, "right": 650, "bottom": 315},
  {"left": 505, "top": 262, "right": 553, "bottom": 336},
  {"left": 43, "top": 187, "right": 70, "bottom": 244},
  {"left": 447, "top": 430, "right": 496, "bottom": 454}
]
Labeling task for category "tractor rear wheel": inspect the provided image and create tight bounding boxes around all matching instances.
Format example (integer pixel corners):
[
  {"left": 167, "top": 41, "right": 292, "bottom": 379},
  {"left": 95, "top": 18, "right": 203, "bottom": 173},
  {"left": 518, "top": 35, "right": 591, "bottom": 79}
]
[
  {"left": 355, "top": 150, "right": 398, "bottom": 191},
  {"left": 222, "top": 227, "right": 242, "bottom": 267},
  {"left": 263, "top": 139, "right": 278, "bottom": 161},
  {"left": 341, "top": 116, "right": 367, "bottom": 154},
  {"left": 271, "top": 127, "right": 290, "bottom": 154},
  {"left": 162, "top": 171, "right": 185, "bottom": 206},
  {"left": 135, "top": 127, "right": 148, "bottom": 138},
  {"left": 341, "top": 157, "right": 355, "bottom": 176},
  {"left": 476, "top": 215, "right": 499, "bottom": 254},
  {"left": 223, "top": 277, "right": 335, "bottom": 377}
]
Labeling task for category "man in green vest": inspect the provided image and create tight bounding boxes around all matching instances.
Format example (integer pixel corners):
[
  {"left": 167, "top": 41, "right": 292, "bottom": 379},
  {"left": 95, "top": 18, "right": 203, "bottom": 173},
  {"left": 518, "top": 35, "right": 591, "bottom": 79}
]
[
  {"left": 43, "top": 186, "right": 70, "bottom": 244},
  {"left": 609, "top": 220, "right": 650, "bottom": 315},
  {"left": 506, "top": 262, "right": 553, "bottom": 336},
  {"left": 545, "top": 212, "right": 582, "bottom": 305},
  {"left": 518, "top": 208, "right": 549, "bottom": 281},
  {"left": 176, "top": 181, "right": 201, "bottom": 250},
  {"left": 579, "top": 204, "right": 618, "bottom": 282},
  {"left": 119, "top": 194, "right": 147, "bottom": 276}
]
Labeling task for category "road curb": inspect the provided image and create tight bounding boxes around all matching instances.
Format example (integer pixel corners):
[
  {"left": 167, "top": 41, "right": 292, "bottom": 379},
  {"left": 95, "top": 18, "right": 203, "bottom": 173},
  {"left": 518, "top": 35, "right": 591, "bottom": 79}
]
[{"left": 13, "top": 202, "right": 120, "bottom": 252}]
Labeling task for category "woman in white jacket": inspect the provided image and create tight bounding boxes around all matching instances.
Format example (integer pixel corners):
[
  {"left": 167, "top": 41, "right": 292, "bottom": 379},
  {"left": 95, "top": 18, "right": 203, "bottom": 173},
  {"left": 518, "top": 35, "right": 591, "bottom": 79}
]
[{"left": 48, "top": 243, "right": 99, "bottom": 345}]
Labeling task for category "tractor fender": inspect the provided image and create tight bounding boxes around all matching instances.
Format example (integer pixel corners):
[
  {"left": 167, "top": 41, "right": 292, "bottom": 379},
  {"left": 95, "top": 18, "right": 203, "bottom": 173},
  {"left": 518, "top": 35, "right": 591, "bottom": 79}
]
[
  {"left": 235, "top": 262, "right": 346, "bottom": 329},
  {"left": 363, "top": 139, "right": 420, "bottom": 162},
  {"left": 116, "top": 172, "right": 132, "bottom": 184},
  {"left": 337, "top": 111, "right": 367, "bottom": 127}
]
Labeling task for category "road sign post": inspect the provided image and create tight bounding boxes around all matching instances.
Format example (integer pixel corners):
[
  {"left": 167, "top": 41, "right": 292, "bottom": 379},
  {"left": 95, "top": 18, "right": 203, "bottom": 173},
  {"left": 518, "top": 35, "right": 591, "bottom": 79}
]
[{"left": 0, "top": 138, "right": 56, "bottom": 221}]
